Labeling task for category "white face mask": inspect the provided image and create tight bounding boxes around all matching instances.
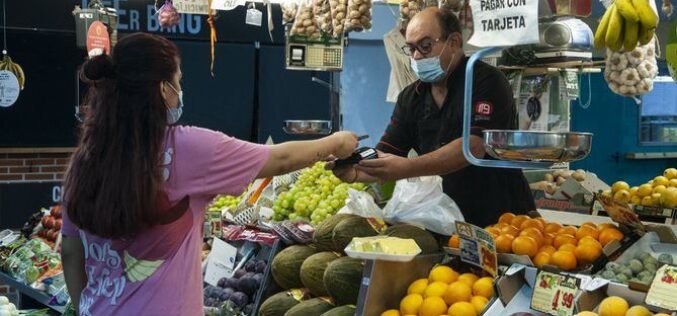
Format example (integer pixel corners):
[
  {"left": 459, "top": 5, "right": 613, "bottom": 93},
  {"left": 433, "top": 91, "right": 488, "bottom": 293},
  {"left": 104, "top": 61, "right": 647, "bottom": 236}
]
[{"left": 165, "top": 82, "right": 183, "bottom": 125}]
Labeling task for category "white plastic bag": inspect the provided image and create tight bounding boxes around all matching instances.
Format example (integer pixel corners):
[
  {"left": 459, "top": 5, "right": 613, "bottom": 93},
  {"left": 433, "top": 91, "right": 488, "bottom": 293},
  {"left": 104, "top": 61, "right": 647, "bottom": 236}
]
[
  {"left": 337, "top": 188, "right": 384, "bottom": 219},
  {"left": 382, "top": 176, "right": 464, "bottom": 235}
]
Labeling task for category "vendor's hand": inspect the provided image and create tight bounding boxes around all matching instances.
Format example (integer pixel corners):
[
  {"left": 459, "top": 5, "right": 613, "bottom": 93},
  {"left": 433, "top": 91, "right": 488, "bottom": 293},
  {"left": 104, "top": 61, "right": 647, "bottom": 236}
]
[
  {"left": 330, "top": 131, "right": 358, "bottom": 159},
  {"left": 325, "top": 161, "right": 380, "bottom": 183},
  {"left": 356, "top": 151, "right": 413, "bottom": 181}
]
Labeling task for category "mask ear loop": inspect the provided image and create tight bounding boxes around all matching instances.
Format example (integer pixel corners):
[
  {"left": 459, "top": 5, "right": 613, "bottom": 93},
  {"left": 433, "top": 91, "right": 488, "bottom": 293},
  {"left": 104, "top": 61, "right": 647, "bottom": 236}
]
[{"left": 577, "top": 71, "right": 591, "bottom": 109}]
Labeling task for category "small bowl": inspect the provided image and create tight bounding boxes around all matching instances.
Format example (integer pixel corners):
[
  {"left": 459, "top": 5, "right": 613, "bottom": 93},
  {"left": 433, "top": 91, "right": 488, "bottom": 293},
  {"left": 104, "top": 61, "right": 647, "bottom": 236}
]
[
  {"left": 283, "top": 120, "right": 332, "bottom": 135},
  {"left": 483, "top": 130, "right": 593, "bottom": 162}
]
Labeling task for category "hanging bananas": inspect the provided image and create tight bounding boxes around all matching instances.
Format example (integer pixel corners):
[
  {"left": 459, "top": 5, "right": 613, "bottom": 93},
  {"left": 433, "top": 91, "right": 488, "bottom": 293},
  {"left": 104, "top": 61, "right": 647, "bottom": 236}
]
[
  {"left": 593, "top": 0, "right": 659, "bottom": 52},
  {"left": 0, "top": 55, "right": 25, "bottom": 90}
]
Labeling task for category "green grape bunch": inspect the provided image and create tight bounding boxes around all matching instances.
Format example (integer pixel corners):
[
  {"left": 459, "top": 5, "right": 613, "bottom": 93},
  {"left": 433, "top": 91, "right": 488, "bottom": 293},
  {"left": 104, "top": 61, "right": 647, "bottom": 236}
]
[
  {"left": 207, "top": 190, "right": 247, "bottom": 214},
  {"left": 272, "top": 162, "right": 366, "bottom": 225}
]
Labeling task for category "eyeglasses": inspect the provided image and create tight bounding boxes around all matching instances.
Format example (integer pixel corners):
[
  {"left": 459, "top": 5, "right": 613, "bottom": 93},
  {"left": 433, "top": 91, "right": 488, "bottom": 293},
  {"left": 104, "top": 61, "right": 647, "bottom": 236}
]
[{"left": 401, "top": 37, "right": 446, "bottom": 56}]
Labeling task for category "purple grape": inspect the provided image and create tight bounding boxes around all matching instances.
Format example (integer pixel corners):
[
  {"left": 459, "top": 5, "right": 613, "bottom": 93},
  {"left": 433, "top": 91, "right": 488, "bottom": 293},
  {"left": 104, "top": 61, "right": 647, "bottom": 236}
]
[
  {"left": 229, "top": 292, "right": 249, "bottom": 307},
  {"left": 234, "top": 268, "right": 247, "bottom": 278},
  {"left": 217, "top": 277, "right": 227, "bottom": 288},
  {"left": 244, "top": 261, "right": 256, "bottom": 272},
  {"left": 255, "top": 261, "right": 267, "bottom": 273}
]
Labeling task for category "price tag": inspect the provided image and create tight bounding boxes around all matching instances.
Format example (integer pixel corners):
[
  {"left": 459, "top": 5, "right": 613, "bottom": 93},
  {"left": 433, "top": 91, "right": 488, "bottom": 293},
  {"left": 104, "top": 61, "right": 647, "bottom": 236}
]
[
  {"left": 246, "top": 8, "right": 263, "bottom": 26},
  {"left": 0, "top": 70, "right": 20, "bottom": 108},
  {"left": 531, "top": 270, "right": 579, "bottom": 316},
  {"left": 455, "top": 222, "right": 498, "bottom": 276},
  {"left": 645, "top": 264, "right": 677, "bottom": 310}
]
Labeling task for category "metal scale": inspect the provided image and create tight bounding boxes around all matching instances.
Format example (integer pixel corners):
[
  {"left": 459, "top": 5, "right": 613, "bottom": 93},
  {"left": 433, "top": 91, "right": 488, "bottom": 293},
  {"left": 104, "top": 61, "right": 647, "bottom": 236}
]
[{"left": 283, "top": 25, "right": 346, "bottom": 136}]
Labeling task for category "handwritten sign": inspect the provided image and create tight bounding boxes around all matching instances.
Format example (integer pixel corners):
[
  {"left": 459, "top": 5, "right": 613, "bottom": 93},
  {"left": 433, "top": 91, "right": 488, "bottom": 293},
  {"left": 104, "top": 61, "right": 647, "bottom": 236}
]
[
  {"left": 645, "top": 264, "right": 677, "bottom": 310},
  {"left": 467, "top": 0, "right": 540, "bottom": 47},
  {"left": 531, "top": 270, "right": 579, "bottom": 316},
  {"left": 455, "top": 222, "right": 498, "bottom": 276}
]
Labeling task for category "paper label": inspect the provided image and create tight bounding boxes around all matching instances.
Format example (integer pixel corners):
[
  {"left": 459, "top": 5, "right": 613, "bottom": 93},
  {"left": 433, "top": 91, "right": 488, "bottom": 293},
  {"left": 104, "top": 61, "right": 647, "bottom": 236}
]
[
  {"left": 173, "top": 0, "right": 210, "bottom": 14},
  {"left": 0, "top": 70, "right": 20, "bottom": 108},
  {"left": 645, "top": 264, "right": 677, "bottom": 310},
  {"left": 203, "top": 238, "right": 238, "bottom": 286},
  {"left": 467, "top": 0, "right": 540, "bottom": 47},
  {"left": 245, "top": 8, "right": 263, "bottom": 26},
  {"left": 455, "top": 222, "right": 498, "bottom": 276},
  {"left": 531, "top": 270, "right": 579, "bottom": 316}
]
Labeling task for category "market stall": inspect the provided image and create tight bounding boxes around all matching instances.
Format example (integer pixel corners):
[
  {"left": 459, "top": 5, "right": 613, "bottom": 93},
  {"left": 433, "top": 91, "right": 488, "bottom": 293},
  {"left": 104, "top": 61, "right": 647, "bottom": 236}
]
[{"left": 0, "top": 0, "right": 675, "bottom": 314}]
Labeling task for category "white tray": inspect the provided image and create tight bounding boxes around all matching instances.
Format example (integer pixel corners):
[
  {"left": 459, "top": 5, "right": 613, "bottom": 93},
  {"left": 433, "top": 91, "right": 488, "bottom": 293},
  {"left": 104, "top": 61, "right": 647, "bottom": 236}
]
[{"left": 344, "top": 237, "right": 421, "bottom": 262}]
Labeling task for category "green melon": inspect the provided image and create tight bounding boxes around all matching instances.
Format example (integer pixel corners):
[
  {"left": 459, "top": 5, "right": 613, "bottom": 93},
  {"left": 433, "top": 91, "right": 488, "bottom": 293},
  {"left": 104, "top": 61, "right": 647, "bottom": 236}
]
[
  {"left": 314, "top": 214, "right": 355, "bottom": 251},
  {"left": 384, "top": 224, "right": 440, "bottom": 254},
  {"left": 300, "top": 252, "right": 342, "bottom": 297},
  {"left": 323, "top": 257, "right": 364, "bottom": 305},
  {"left": 320, "top": 305, "right": 356, "bottom": 316},
  {"left": 283, "top": 298, "right": 334, "bottom": 316},
  {"left": 331, "top": 216, "right": 380, "bottom": 252},
  {"left": 258, "top": 291, "right": 306, "bottom": 316},
  {"left": 272, "top": 245, "right": 317, "bottom": 289}
]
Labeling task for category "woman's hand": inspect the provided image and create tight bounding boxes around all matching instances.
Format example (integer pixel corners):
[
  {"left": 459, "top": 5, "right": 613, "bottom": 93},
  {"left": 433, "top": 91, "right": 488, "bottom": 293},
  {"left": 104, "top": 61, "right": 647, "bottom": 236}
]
[{"left": 330, "top": 131, "right": 359, "bottom": 159}]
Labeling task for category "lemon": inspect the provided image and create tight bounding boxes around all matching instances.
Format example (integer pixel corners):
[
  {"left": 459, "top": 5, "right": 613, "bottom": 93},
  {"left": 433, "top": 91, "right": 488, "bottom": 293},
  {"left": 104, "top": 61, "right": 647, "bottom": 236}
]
[
  {"left": 655, "top": 176, "right": 670, "bottom": 187},
  {"left": 629, "top": 186, "right": 639, "bottom": 196},
  {"left": 641, "top": 196, "right": 655, "bottom": 206},
  {"left": 447, "top": 302, "right": 478, "bottom": 316},
  {"left": 612, "top": 181, "right": 630, "bottom": 194},
  {"left": 457, "top": 273, "right": 479, "bottom": 287},
  {"left": 637, "top": 184, "right": 653, "bottom": 197},
  {"left": 470, "top": 296, "right": 489, "bottom": 313},
  {"left": 652, "top": 193, "right": 662, "bottom": 204},
  {"left": 670, "top": 179, "right": 677, "bottom": 188},
  {"left": 613, "top": 190, "right": 631, "bottom": 203},
  {"left": 625, "top": 305, "right": 652, "bottom": 316},
  {"left": 424, "top": 281, "right": 449, "bottom": 298},
  {"left": 665, "top": 168, "right": 677, "bottom": 180},
  {"left": 576, "top": 312, "right": 598, "bottom": 316},
  {"left": 419, "top": 297, "right": 448, "bottom": 316},
  {"left": 471, "top": 277, "right": 494, "bottom": 298},
  {"left": 661, "top": 187, "right": 677, "bottom": 208},
  {"left": 381, "top": 309, "right": 401, "bottom": 316},
  {"left": 598, "top": 296, "right": 628, "bottom": 316},
  {"left": 400, "top": 294, "right": 423, "bottom": 315},
  {"left": 443, "top": 281, "right": 472, "bottom": 305},
  {"left": 601, "top": 189, "right": 613, "bottom": 198},
  {"left": 654, "top": 185, "right": 668, "bottom": 195},
  {"left": 407, "top": 278, "right": 429, "bottom": 295},
  {"left": 630, "top": 195, "right": 641, "bottom": 205},
  {"left": 429, "top": 265, "right": 459, "bottom": 284}
]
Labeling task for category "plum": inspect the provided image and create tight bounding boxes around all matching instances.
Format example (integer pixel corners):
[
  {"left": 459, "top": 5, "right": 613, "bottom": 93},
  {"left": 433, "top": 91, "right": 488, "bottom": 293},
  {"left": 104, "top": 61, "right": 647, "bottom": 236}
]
[
  {"left": 234, "top": 268, "right": 247, "bottom": 278},
  {"left": 205, "top": 297, "right": 217, "bottom": 307},
  {"left": 220, "top": 288, "right": 234, "bottom": 301},
  {"left": 628, "top": 259, "right": 644, "bottom": 274},
  {"left": 244, "top": 260, "right": 256, "bottom": 272},
  {"left": 229, "top": 291, "right": 249, "bottom": 307},
  {"left": 252, "top": 273, "right": 264, "bottom": 286},
  {"left": 242, "top": 272, "right": 255, "bottom": 279},
  {"left": 243, "top": 303, "right": 254, "bottom": 314},
  {"left": 217, "top": 277, "right": 227, "bottom": 288},
  {"left": 255, "top": 260, "right": 267, "bottom": 273},
  {"left": 238, "top": 278, "right": 259, "bottom": 296},
  {"left": 224, "top": 278, "right": 239, "bottom": 289},
  {"left": 204, "top": 285, "right": 219, "bottom": 298}
]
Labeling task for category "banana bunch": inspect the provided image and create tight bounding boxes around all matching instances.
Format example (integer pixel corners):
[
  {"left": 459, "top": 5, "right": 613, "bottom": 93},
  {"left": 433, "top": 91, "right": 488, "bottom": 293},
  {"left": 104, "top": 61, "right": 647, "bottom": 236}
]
[
  {"left": 124, "top": 250, "right": 164, "bottom": 283},
  {"left": 594, "top": 0, "right": 659, "bottom": 52},
  {"left": 0, "top": 55, "right": 25, "bottom": 90}
]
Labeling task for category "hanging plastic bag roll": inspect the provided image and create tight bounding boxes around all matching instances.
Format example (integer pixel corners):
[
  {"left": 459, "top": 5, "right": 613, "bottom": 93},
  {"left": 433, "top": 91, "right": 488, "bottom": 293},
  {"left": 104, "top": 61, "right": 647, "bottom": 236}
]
[{"left": 382, "top": 176, "right": 464, "bottom": 235}]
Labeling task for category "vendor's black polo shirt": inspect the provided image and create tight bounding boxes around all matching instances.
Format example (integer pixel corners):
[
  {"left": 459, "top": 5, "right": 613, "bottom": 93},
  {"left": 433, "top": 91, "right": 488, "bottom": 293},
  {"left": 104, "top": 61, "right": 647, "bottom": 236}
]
[{"left": 376, "top": 57, "right": 535, "bottom": 227}]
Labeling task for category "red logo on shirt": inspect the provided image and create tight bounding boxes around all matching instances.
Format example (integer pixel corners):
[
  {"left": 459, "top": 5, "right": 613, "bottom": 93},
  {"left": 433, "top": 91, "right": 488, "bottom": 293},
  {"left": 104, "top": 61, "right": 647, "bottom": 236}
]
[{"left": 475, "top": 101, "right": 493, "bottom": 115}]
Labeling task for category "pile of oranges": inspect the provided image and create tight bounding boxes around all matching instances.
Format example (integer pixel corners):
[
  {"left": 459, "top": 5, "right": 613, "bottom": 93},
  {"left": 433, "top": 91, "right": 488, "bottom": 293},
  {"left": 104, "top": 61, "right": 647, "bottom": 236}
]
[{"left": 447, "top": 213, "right": 625, "bottom": 271}]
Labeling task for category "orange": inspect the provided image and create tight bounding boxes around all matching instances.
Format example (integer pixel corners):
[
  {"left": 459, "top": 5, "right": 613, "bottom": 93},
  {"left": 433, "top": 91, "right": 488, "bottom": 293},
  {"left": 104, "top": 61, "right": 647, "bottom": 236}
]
[
  {"left": 512, "top": 236, "right": 538, "bottom": 258},
  {"left": 470, "top": 296, "right": 489, "bottom": 314},
  {"left": 519, "top": 228, "right": 544, "bottom": 247},
  {"left": 581, "top": 222, "right": 598, "bottom": 229},
  {"left": 495, "top": 234, "right": 515, "bottom": 253},
  {"left": 457, "top": 273, "right": 479, "bottom": 288},
  {"left": 419, "top": 297, "right": 448, "bottom": 316},
  {"left": 447, "top": 302, "right": 478, "bottom": 316},
  {"left": 500, "top": 225, "right": 520, "bottom": 238},
  {"left": 597, "top": 296, "right": 628, "bottom": 316},
  {"left": 543, "top": 233, "right": 555, "bottom": 246},
  {"left": 448, "top": 235, "right": 460, "bottom": 248},
  {"left": 535, "top": 217, "right": 547, "bottom": 228},
  {"left": 597, "top": 223, "right": 617, "bottom": 231},
  {"left": 494, "top": 222, "right": 509, "bottom": 230},
  {"left": 498, "top": 212, "right": 516, "bottom": 224},
  {"left": 557, "top": 226, "right": 578, "bottom": 236},
  {"left": 485, "top": 227, "right": 501, "bottom": 238},
  {"left": 471, "top": 277, "right": 494, "bottom": 298},
  {"left": 533, "top": 252, "right": 551, "bottom": 268},
  {"left": 575, "top": 225, "right": 600, "bottom": 240},
  {"left": 598, "top": 228, "right": 624, "bottom": 246},
  {"left": 442, "top": 281, "right": 472, "bottom": 305},
  {"left": 550, "top": 250, "right": 577, "bottom": 271},
  {"left": 574, "top": 243, "right": 602, "bottom": 265},
  {"left": 380, "top": 310, "right": 401, "bottom": 316},
  {"left": 429, "top": 266, "right": 459, "bottom": 284},
  {"left": 558, "top": 244, "right": 577, "bottom": 253},
  {"left": 520, "top": 219, "right": 545, "bottom": 232},
  {"left": 538, "top": 245, "right": 557, "bottom": 255},
  {"left": 510, "top": 215, "right": 530, "bottom": 229},
  {"left": 400, "top": 294, "right": 424, "bottom": 315},
  {"left": 553, "top": 234, "right": 578, "bottom": 249},
  {"left": 545, "top": 222, "right": 563, "bottom": 234},
  {"left": 578, "top": 237, "right": 603, "bottom": 250}
]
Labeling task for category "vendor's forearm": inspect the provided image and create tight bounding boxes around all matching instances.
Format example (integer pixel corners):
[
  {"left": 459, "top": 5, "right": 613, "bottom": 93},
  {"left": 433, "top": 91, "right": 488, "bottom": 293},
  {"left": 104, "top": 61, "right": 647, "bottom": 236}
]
[{"left": 407, "top": 136, "right": 485, "bottom": 177}]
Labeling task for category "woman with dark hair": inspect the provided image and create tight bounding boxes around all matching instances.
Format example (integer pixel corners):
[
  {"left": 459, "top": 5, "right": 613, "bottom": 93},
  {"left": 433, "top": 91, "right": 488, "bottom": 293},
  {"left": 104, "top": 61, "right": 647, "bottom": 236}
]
[{"left": 60, "top": 32, "right": 357, "bottom": 316}]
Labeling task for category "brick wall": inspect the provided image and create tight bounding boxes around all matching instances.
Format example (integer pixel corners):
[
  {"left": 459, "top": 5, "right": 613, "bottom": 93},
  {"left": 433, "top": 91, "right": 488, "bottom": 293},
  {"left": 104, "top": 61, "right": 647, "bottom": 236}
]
[{"left": 0, "top": 151, "right": 72, "bottom": 183}]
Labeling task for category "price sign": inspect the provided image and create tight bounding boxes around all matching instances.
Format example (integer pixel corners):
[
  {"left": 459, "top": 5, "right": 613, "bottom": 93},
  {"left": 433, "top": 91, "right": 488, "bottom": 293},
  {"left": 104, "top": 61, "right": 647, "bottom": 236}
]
[
  {"left": 645, "top": 264, "right": 677, "bottom": 310},
  {"left": 455, "top": 222, "right": 498, "bottom": 276},
  {"left": 531, "top": 270, "right": 580, "bottom": 316}
]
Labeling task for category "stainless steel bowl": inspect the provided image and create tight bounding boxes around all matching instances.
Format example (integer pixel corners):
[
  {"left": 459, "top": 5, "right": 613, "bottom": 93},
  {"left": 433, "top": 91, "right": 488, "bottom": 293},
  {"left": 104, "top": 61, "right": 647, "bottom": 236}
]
[
  {"left": 483, "top": 130, "right": 593, "bottom": 162},
  {"left": 283, "top": 120, "right": 332, "bottom": 135}
]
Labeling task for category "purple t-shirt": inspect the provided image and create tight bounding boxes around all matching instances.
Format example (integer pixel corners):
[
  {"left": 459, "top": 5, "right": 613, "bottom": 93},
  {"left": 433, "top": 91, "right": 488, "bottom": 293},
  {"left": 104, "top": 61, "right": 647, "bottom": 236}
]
[{"left": 61, "top": 126, "right": 270, "bottom": 316}]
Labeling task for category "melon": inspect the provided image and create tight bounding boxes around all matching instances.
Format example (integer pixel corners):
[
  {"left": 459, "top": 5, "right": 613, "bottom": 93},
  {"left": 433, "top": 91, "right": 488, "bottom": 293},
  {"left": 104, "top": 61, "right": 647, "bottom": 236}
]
[
  {"left": 284, "top": 298, "right": 334, "bottom": 316},
  {"left": 332, "top": 216, "right": 381, "bottom": 252},
  {"left": 323, "top": 257, "right": 364, "bottom": 305},
  {"left": 384, "top": 224, "right": 440, "bottom": 254},
  {"left": 320, "top": 305, "right": 357, "bottom": 316},
  {"left": 271, "top": 245, "right": 317, "bottom": 289},
  {"left": 314, "top": 214, "right": 355, "bottom": 251},
  {"left": 301, "top": 252, "right": 342, "bottom": 297},
  {"left": 258, "top": 291, "right": 305, "bottom": 316}
]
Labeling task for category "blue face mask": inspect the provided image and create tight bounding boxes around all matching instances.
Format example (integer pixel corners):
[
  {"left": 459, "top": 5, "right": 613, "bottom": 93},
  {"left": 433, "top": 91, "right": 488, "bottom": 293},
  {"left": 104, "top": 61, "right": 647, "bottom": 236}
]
[
  {"left": 410, "top": 39, "right": 453, "bottom": 83},
  {"left": 166, "top": 82, "right": 183, "bottom": 125}
]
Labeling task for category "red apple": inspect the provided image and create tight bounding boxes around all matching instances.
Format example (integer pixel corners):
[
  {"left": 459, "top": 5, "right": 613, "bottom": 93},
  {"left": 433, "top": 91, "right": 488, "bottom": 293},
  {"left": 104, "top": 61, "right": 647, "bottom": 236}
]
[
  {"left": 51, "top": 230, "right": 60, "bottom": 241},
  {"left": 41, "top": 216, "right": 48, "bottom": 226},
  {"left": 45, "top": 217, "right": 56, "bottom": 229},
  {"left": 55, "top": 219, "right": 62, "bottom": 230},
  {"left": 53, "top": 206, "right": 63, "bottom": 218}
]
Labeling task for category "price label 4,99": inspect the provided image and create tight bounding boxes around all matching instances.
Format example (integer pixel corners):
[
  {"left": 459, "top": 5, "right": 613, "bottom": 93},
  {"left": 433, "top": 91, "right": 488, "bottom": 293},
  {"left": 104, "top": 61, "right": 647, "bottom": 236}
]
[{"left": 531, "top": 270, "right": 580, "bottom": 316}]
